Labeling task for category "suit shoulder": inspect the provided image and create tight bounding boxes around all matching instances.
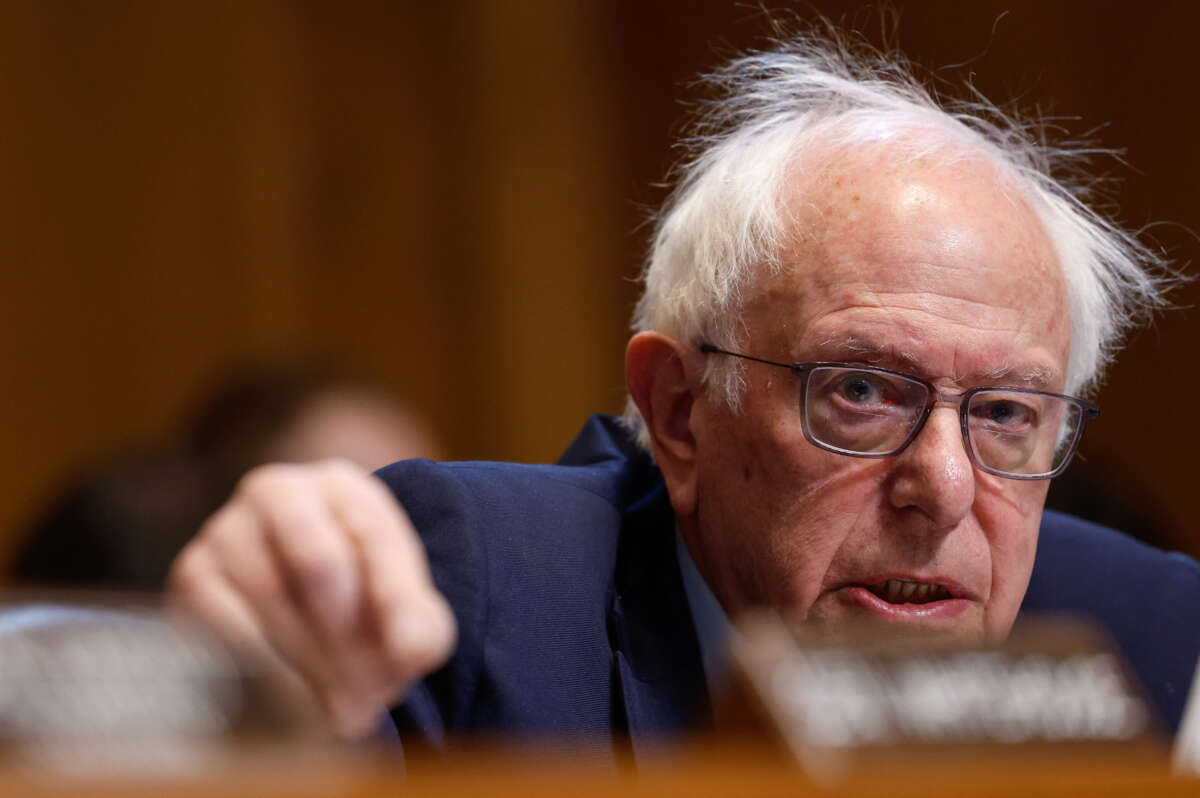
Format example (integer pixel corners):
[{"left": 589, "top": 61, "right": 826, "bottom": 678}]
[
  {"left": 1027, "top": 510, "right": 1200, "bottom": 735},
  {"left": 372, "top": 457, "right": 628, "bottom": 598},
  {"left": 1032, "top": 510, "right": 1200, "bottom": 600},
  {"left": 375, "top": 457, "right": 627, "bottom": 518}
]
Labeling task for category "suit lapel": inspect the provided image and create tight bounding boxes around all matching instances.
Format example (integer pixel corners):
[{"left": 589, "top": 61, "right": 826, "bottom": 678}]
[
  {"left": 608, "top": 481, "right": 710, "bottom": 758},
  {"left": 555, "top": 415, "right": 711, "bottom": 754}
]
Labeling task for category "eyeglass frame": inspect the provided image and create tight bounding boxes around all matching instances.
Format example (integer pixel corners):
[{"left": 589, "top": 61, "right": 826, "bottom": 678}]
[{"left": 698, "top": 344, "right": 1100, "bottom": 480}]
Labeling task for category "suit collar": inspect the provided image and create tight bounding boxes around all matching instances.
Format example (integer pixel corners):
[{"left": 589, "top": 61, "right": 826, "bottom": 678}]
[
  {"left": 558, "top": 415, "right": 711, "bottom": 751},
  {"left": 609, "top": 479, "right": 710, "bottom": 755}
]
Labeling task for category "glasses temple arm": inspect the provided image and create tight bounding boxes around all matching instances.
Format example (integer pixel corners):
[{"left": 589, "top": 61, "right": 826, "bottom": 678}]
[{"left": 698, "top": 344, "right": 801, "bottom": 372}]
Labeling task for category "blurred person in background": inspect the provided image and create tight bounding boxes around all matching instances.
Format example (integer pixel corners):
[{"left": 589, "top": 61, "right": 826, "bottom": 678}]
[{"left": 10, "top": 364, "right": 440, "bottom": 592}]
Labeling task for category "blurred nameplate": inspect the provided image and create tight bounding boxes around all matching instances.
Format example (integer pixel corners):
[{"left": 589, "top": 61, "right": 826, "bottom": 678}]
[
  {"left": 727, "top": 612, "right": 1157, "bottom": 778},
  {"left": 0, "top": 594, "right": 319, "bottom": 779}
]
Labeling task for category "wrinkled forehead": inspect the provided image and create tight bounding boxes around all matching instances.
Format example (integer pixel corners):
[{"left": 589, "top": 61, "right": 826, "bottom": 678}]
[
  {"left": 743, "top": 139, "right": 1070, "bottom": 377},
  {"left": 786, "top": 132, "right": 1059, "bottom": 261}
]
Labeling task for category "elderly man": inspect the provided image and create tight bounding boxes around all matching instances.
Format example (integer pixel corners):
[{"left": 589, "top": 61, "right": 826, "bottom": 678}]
[{"left": 169, "top": 30, "right": 1200, "bottom": 752}]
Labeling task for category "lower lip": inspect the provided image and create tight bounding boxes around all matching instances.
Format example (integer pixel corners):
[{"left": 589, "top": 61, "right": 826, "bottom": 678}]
[{"left": 839, "top": 586, "right": 973, "bottom": 620}]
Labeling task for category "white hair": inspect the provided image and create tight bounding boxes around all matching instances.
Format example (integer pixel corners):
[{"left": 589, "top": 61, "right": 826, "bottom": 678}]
[{"left": 624, "top": 27, "right": 1171, "bottom": 448}]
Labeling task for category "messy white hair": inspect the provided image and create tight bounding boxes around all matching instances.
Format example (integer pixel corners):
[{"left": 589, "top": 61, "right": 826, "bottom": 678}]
[{"left": 624, "top": 26, "right": 1171, "bottom": 448}]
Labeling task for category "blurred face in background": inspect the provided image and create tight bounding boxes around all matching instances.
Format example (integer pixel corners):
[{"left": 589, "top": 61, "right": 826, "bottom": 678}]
[{"left": 268, "top": 390, "right": 442, "bottom": 471}]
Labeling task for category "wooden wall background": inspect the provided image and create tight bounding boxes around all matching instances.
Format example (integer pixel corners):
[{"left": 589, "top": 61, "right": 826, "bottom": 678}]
[{"left": 0, "top": 1, "right": 1197, "bottom": 563}]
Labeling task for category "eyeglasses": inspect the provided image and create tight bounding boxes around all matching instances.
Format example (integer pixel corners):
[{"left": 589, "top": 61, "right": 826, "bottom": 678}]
[{"left": 699, "top": 345, "right": 1099, "bottom": 480}]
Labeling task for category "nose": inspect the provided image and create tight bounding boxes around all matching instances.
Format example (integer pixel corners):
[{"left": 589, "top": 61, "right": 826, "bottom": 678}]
[{"left": 887, "top": 406, "right": 975, "bottom": 529}]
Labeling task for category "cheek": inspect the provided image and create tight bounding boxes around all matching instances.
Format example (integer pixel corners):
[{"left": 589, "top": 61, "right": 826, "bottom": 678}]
[
  {"left": 976, "top": 481, "right": 1046, "bottom": 636},
  {"left": 975, "top": 478, "right": 1046, "bottom": 559},
  {"left": 700, "top": 426, "right": 889, "bottom": 608}
]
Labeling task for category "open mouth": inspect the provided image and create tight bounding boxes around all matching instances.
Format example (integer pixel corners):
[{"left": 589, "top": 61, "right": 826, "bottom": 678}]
[{"left": 866, "top": 578, "right": 953, "bottom": 605}]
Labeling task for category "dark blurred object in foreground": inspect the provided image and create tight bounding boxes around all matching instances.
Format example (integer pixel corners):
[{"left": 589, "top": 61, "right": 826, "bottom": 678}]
[{"left": 9, "top": 363, "right": 441, "bottom": 592}]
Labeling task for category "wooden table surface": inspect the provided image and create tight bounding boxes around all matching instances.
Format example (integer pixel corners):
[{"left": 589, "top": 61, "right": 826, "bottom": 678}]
[{"left": 1, "top": 738, "right": 1197, "bottom": 797}]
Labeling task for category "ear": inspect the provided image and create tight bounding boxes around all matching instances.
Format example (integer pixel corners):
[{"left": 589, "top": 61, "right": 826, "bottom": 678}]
[{"left": 625, "top": 332, "right": 703, "bottom": 516}]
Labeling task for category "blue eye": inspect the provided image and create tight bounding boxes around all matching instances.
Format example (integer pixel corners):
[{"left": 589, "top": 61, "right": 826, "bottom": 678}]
[
  {"left": 837, "top": 374, "right": 884, "bottom": 404},
  {"left": 974, "top": 399, "right": 1034, "bottom": 427}
]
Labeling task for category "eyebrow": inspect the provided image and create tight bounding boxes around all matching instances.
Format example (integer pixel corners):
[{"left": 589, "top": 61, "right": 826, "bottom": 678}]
[{"left": 810, "top": 335, "right": 1058, "bottom": 389}]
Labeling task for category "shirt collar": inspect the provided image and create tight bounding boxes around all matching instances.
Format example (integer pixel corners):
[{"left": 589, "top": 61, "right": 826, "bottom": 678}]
[{"left": 675, "top": 528, "right": 733, "bottom": 695}]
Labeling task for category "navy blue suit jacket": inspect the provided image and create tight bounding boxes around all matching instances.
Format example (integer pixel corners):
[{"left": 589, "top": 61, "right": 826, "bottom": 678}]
[{"left": 383, "top": 415, "right": 1200, "bottom": 753}]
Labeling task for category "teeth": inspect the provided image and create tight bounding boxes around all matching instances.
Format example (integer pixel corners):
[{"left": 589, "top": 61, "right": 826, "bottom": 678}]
[{"left": 867, "top": 579, "right": 951, "bottom": 604}]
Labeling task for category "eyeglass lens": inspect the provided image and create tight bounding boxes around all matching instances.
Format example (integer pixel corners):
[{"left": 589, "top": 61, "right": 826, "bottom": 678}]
[{"left": 802, "top": 367, "right": 1083, "bottom": 477}]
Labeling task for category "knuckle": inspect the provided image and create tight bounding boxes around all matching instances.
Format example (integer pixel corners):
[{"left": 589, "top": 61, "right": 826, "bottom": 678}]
[
  {"left": 234, "top": 561, "right": 290, "bottom": 610},
  {"left": 202, "top": 505, "right": 250, "bottom": 549},
  {"left": 362, "top": 472, "right": 405, "bottom": 513},
  {"left": 236, "top": 462, "right": 300, "bottom": 499},
  {"left": 318, "top": 457, "right": 364, "bottom": 482},
  {"left": 285, "top": 535, "right": 343, "bottom": 588},
  {"left": 419, "top": 620, "right": 457, "bottom": 671},
  {"left": 384, "top": 601, "right": 457, "bottom": 676},
  {"left": 402, "top": 643, "right": 445, "bottom": 678},
  {"left": 434, "top": 599, "right": 459, "bottom": 651},
  {"left": 166, "top": 545, "right": 209, "bottom": 599},
  {"left": 235, "top": 467, "right": 274, "bottom": 501}
]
